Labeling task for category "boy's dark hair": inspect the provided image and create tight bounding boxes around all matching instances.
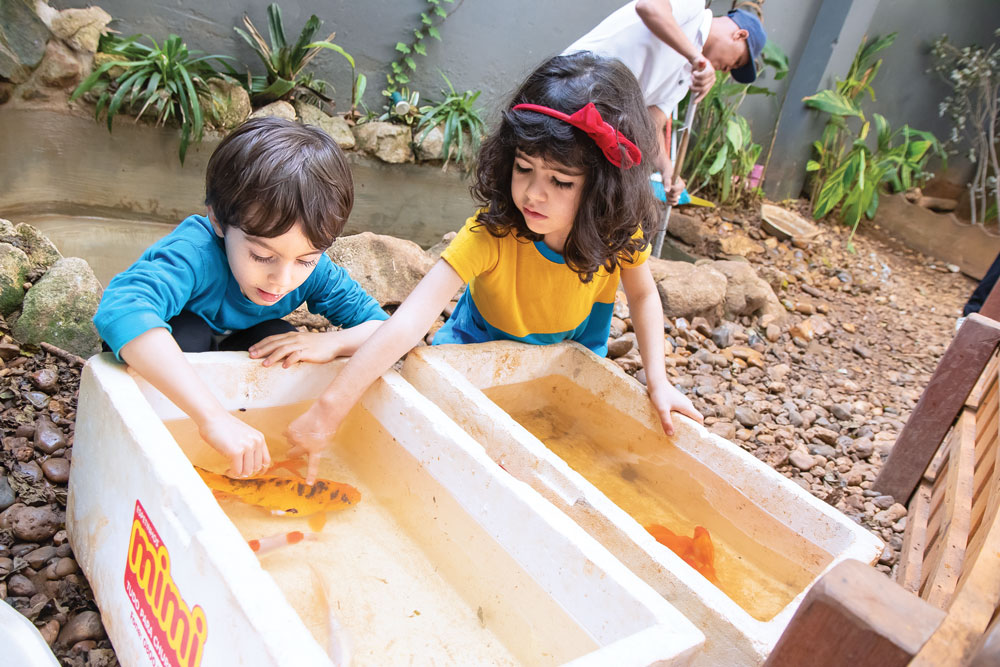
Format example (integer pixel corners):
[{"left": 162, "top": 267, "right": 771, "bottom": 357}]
[
  {"left": 471, "top": 52, "right": 659, "bottom": 282},
  {"left": 205, "top": 116, "right": 353, "bottom": 250}
]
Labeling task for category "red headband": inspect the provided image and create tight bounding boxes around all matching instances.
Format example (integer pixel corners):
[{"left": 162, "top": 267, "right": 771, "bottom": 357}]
[{"left": 512, "top": 102, "right": 642, "bottom": 169}]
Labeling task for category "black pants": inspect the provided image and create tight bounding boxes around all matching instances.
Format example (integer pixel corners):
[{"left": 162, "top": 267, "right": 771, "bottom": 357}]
[
  {"left": 964, "top": 252, "right": 1000, "bottom": 316},
  {"left": 103, "top": 312, "right": 297, "bottom": 353},
  {"left": 168, "top": 311, "right": 297, "bottom": 352}
]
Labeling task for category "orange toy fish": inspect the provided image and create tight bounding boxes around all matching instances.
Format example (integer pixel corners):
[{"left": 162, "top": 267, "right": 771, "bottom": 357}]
[
  {"left": 196, "top": 467, "right": 361, "bottom": 515},
  {"left": 646, "top": 524, "right": 718, "bottom": 584}
]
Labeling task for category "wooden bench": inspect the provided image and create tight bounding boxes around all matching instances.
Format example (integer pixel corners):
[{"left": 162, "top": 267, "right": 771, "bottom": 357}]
[{"left": 765, "top": 313, "right": 1000, "bottom": 666}]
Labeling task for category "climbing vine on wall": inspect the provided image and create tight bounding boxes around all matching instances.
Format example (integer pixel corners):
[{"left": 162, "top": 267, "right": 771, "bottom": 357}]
[{"left": 385, "top": 0, "right": 457, "bottom": 94}]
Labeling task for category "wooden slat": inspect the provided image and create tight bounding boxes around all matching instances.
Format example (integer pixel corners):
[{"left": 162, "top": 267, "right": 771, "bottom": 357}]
[
  {"left": 876, "top": 314, "right": 1000, "bottom": 502},
  {"left": 965, "top": 350, "right": 1000, "bottom": 409},
  {"left": 962, "top": 438, "right": 1000, "bottom": 591},
  {"left": 899, "top": 482, "right": 933, "bottom": 593},
  {"left": 920, "top": 410, "right": 976, "bottom": 608},
  {"left": 764, "top": 560, "right": 945, "bottom": 667},
  {"left": 911, "top": 507, "right": 1000, "bottom": 666},
  {"left": 977, "top": 273, "right": 1000, "bottom": 322},
  {"left": 969, "top": 609, "right": 1000, "bottom": 667}
]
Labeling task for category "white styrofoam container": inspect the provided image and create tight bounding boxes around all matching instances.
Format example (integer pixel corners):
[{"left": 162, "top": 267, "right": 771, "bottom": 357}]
[
  {"left": 401, "top": 341, "right": 886, "bottom": 666},
  {"left": 0, "top": 598, "right": 61, "bottom": 666},
  {"left": 68, "top": 352, "right": 704, "bottom": 666}
]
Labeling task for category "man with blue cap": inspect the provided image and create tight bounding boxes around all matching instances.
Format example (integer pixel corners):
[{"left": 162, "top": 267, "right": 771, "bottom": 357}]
[{"left": 565, "top": 1, "right": 766, "bottom": 202}]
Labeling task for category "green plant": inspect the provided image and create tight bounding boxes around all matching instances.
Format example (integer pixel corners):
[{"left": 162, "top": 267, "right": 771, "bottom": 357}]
[
  {"left": 377, "top": 87, "right": 427, "bottom": 126},
  {"left": 70, "top": 33, "right": 234, "bottom": 163},
  {"left": 803, "top": 34, "right": 945, "bottom": 249},
  {"left": 683, "top": 41, "right": 788, "bottom": 206},
  {"left": 930, "top": 29, "right": 1000, "bottom": 226},
  {"left": 235, "top": 3, "right": 356, "bottom": 108},
  {"left": 415, "top": 73, "right": 486, "bottom": 169},
  {"left": 385, "top": 0, "right": 456, "bottom": 94}
]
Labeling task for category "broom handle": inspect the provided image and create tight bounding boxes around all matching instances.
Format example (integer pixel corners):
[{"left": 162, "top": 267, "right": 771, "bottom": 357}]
[{"left": 652, "top": 97, "right": 698, "bottom": 258}]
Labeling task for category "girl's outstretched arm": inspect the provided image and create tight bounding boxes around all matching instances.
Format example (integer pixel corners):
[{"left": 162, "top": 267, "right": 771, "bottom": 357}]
[
  {"left": 285, "top": 259, "right": 465, "bottom": 484},
  {"left": 621, "top": 262, "right": 704, "bottom": 435}
]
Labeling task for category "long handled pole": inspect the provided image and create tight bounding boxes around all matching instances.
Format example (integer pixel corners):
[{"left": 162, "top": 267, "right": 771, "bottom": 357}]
[{"left": 651, "top": 97, "right": 698, "bottom": 258}]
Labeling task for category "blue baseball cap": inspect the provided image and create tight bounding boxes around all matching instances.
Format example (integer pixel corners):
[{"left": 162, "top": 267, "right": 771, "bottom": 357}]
[{"left": 727, "top": 9, "right": 766, "bottom": 84}]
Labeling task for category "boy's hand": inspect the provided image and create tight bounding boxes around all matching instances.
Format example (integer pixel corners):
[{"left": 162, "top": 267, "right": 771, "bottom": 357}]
[
  {"left": 200, "top": 412, "right": 271, "bottom": 478},
  {"left": 284, "top": 402, "right": 346, "bottom": 485},
  {"left": 249, "top": 331, "right": 344, "bottom": 368},
  {"left": 648, "top": 383, "right": 703, "bottom": 436}
]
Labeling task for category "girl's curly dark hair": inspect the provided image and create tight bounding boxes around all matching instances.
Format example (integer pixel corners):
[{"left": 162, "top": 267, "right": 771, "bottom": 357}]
[{"left": 470, "top": 51, "right": 659, "bottom": 282}]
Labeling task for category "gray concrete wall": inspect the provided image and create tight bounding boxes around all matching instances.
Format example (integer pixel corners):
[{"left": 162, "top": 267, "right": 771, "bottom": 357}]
[{"left": 46, "top": 0, "right": 998, "bottom": 192}]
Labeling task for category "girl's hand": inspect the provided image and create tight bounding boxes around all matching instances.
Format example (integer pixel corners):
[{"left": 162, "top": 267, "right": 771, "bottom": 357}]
[
  {"left": 249, "top": 331, "right": 344, "bottom": 368},
  {"left": 285, "top": 402, "right": 345, "bottom": 485},
  {"left": 648, "top": 383, "right": 703, "bottom": 436},
  {"left": 200, "top": 412, "right": 271, "bottom": 478}
]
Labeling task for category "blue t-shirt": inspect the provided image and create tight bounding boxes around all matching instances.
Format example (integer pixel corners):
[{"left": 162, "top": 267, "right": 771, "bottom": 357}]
[{"left": 94, "top": 215, "right": 388, "bottom": 357}]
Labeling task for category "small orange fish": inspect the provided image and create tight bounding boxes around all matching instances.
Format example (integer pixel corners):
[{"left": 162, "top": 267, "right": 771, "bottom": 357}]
[
  {"left": 647, "top": 524, "right": 718, "bottom": 584},
  {"left": 248, "top": 530, "right": 320, "bottom": 554},
  {"left": 196, "top": 467, "right": 361, "bottom": 515}
]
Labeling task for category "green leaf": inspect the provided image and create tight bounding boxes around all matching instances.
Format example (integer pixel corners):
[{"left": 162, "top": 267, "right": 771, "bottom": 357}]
[
  {"left": 405, "top": 56, "right": 416, "bottom": 71},
  {"left": 413, "top": 42, "right": 427, "bottom": 56},
  {"left": 306, "top": 41, "right": 355, "bottom": 68},
  {"left": 806, "top": 160, "right": 821, "bottom": 172},
  {"left": 802, "top": 89, "right": 863, "bottom": 119},
  {"left": 397, "top": 73, "right": 410, "bottom": 84},
  {"left": 707, "top": 145, "right": 728, "bottom": 175},
  {"left": 414, "top": 29, "right": 424, "bottom": 39},
  {"left": 428, "top": 26, "right": 441, "bottom": 40},
  {"left": 725, "top": 119, "right": 743, "bottom": 150},
  {"left": 267, "top": 4, "right": 287, "bottom": 52},
  {"left": 434, "top": 6, "right": 447, "bottom": 17},
  {"left": 421, "top": 12, "right": 432, "bottom": 25},
  {"left": 395, "top": 42, "right": 411, "bottom": 54}
]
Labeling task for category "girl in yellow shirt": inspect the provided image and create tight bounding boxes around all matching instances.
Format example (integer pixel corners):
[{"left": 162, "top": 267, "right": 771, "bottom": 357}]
[{"left": 252, "top": 51, "right": 704, "bottom": 482}]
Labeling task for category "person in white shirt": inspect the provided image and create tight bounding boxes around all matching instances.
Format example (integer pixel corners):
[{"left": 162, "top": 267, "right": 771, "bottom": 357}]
[{"left": 565, "top": 1, "right": 766, "bottom": 202}]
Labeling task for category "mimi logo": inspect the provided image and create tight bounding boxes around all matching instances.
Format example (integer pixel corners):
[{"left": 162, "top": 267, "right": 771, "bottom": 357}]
[{"left": 124, "top": 500, "right": 207, "bottom": 667}]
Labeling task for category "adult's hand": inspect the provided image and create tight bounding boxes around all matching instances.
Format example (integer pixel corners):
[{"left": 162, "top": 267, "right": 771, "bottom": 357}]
[{"left": 690, "top": 55, "right": 715, "bottom": 102}]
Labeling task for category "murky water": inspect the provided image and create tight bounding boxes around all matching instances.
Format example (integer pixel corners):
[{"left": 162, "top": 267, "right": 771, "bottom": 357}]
[
  {"left": 484, "top": 375, "right": 832, "bottom": 622},
  {"left": 14, "top": 214, "right": 174, "bottom": 286},
  {"left": 165, "top": 401, "right": 597, "bottom": 665}
]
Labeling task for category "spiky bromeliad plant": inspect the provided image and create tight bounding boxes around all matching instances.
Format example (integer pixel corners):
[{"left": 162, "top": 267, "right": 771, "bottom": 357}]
[
  {"left": 415, "top": 74, "right": 486, "bottom": 170},
  {"left": 70, "top": 33, "right": 234, "bottom": 163},
  {"left": 235, "top": 3, "right": 356, "bottom": 108}
]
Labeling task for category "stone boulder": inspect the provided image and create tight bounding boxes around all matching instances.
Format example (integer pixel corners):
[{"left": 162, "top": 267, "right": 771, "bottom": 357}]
[
  {"left": 0, "top": 0, "right": 49, "bottom": 83},
  {"left": 0, "top": 244, "right": 32, "bottom": 315},
  {"left": 0, "top": 219, "right": 63, "bottom": 273},
  {"left": 710, "top": 259, "right": 783, "bottom": 321},
  {"left": 648, "top": 257, "right": 727, "bottom": 321},
  {"left": 249, "top": 100, "right": 296, "bottom": 121},
  {"left": 413, "top": 124, "right": 474, "bottom": 164},
  {"left": 295, "top": 102, "right": 355, "bottom": 150},
  {"left": 328, "top": 232, "right": 433, "bottom": 307},
  {"left": 34, "top": 39, "right": 81, "bottom": 89},
  {"left": 353, "top": 121, "right": 414, "bottom": 163},
  {"left": 12, "top": 257, "right": 102, "bottom": 357},
  {"left": 49, "top": 6, "right": 112, "bottom": 54},
  {"left": 205, "top": 79, "right": 251, "bottom": 130},
  {"left": 665, "top": 211, "right": 705, "bottom": 247}
]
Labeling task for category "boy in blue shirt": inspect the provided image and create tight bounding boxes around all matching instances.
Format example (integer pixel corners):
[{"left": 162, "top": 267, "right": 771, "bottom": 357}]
[{"left": 94, "top": 117, "right": 387, "bottom": 479}]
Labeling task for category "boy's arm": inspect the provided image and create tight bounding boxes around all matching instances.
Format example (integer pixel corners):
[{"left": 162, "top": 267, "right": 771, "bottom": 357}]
[
  {"left": 620, "top": 262, "right": 703, "bottom": 435},
  {"left": 635, "top": 0, "right": 714, "bottom": 101},
  {"left": 120, "top": 328, "right": 271, "bottom": 477},
  {"left": 286, "top": 259, "right": 465, "bottom": 483}
]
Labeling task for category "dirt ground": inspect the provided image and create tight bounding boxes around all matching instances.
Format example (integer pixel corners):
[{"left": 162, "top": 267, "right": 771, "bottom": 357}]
[{"left": 0, "top": 199, "right": 977, "bottom": 666}]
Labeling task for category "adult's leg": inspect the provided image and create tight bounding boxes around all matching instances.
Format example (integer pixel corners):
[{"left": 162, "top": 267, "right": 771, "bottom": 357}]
[
  {"left": 166, "top": 311, "right": 217, "bottom": 352},
  {"left": 220, "top": 319, "right": 297, "bottom": 351}
]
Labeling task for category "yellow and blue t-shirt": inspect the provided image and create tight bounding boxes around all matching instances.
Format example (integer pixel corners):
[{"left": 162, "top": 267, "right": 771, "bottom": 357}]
[{"left": 435, "top": 214, "right": 650, "bottom": 356}]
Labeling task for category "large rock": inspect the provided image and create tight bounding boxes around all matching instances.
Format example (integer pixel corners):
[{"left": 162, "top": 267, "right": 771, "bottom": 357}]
[
  {"left": 249, "top": 100, "right": 296, "bottom": 121},
  {"left": 295, "top": 102, "right": 355, "bottom": 150},
  {"left": 0, "top": 243, "right": 31, "bottom": 315},
  {"left": 49, "top": 6, "right": 112, "bottom": 54},
  {"left": 205, "top": 79, "right": 251, "bottom": 130},
  {"left": 34, "top": 39, "right": 81, "bottom": 89},
  {"left": 413, "top": 123, "right": 473, "bottom": 164},
  {"left": 648, "top": 257, "right": 727, "bottom": 321},
  {"left": 12, "top": 257, "right": 102, "bottom": 357},
  {"left": 328, "top": 232, "right": 433, "bottom": 306},
  {"left": 710, "top": 260, "right": 780, "bottom": 320},
  {"left": 353, "top": 121, "right": 414, "bottom": 163},
  {"left": 665, "top": 211, "right": 705, "bottom": 247},
  {"left": 0, "top": 0, "right": 49, "bottom": 83},
  {"left": 0, "top": 219, "right": 63, "bottom": 273}
]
